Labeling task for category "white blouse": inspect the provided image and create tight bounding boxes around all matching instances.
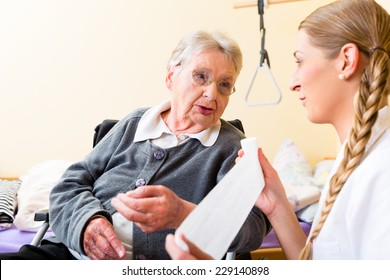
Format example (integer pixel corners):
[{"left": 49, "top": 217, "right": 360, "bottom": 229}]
[{"left": 311, "top": 106, "right": 390, "bottom": 259}]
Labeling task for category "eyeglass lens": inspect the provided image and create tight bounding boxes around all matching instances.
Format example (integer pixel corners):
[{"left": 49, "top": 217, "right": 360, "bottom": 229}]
[{"left": 191, "top": 69, "right": 235, "bottom": 96}]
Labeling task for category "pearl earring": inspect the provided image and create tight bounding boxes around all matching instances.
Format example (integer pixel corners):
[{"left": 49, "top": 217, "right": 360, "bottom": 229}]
[{"left": 338, "top": 73, "right": 345, "bottom": 80}]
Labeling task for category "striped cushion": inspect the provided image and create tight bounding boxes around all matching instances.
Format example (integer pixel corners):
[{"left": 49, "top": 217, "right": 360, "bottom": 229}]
[{"left": 0, "top": 179, "right": 21, "bottom": 230}]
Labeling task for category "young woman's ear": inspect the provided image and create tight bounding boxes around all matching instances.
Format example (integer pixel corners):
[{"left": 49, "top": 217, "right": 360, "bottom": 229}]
[{"left": 337, "top": 43, "right": 360, "bottom": 80}]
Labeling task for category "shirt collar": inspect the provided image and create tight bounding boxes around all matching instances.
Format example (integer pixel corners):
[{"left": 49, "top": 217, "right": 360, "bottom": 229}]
[{"left": 134, "top": 99, "right": 221, "bottom": 147}]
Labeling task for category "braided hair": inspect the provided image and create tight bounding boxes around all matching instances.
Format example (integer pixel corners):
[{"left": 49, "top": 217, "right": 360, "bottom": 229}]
[{"left": 297, "top": 0, "right": 390, "bottom": 259}]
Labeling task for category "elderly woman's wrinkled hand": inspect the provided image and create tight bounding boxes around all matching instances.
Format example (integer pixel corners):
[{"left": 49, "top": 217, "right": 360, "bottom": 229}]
[
  {"left": 111, "top": 185, "right": 196, "bottom": 233},
  {"left": 83, "top": 217, "right": 126, "bottom": 260}
]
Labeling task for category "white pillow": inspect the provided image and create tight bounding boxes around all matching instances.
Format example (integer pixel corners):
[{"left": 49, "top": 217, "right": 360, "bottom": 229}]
[
  {"left": 273, "top": 139, "right": 321, "bottom": 212},
  {"left": 13, "top": 160, "right": 73, "bottom": 232},
  {"left": 312, "top": 159, "right": 335, "bottom": 189},
  {"left": 295, "top": 202, "right": 319, "bottom": 223},
  {"left": 297, "top": 159, "right": 335, "bottom": 223}
]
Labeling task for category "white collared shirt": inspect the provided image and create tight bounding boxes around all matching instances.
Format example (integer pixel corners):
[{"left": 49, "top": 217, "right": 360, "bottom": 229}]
[{"left": 134, "top": 99, "right": 221, "bottom": 148}]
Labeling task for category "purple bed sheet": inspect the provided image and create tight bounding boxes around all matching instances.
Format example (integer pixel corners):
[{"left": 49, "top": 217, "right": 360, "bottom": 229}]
[
  {"left": 0, "top": 222, "right": 311, "bottom": 254},
  {"left": 260, "top": 221, "right": 311, "bottom": 249},
  {"left": 0, "top": 225, "right": 54, "bottom": 253}
]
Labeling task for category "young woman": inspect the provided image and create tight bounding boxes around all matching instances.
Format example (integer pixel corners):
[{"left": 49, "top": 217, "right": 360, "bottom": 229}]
[{"left": 166, "top": 0, "right": 390, "bottom": 260}]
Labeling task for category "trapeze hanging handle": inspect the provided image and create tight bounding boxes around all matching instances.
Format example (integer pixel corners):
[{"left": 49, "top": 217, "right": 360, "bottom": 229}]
[
  {"left": 244, "top": 63, "right": 282, "bottom": 106},
  {"left": 244, "top": 0, "right": 282, "bottom": 106}
]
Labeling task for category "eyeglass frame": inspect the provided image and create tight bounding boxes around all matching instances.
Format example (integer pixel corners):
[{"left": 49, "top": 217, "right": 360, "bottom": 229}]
[{"left": 178, "top": 64, "right": 237, "bottom": 96}]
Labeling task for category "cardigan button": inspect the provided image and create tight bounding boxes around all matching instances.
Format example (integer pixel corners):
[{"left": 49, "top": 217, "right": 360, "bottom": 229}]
[
  {"left": 135, "top": 178, "right": 146, "bottom": 188},
  {"left": 153, "top": 149, "right": 165, "bottom": 160}
]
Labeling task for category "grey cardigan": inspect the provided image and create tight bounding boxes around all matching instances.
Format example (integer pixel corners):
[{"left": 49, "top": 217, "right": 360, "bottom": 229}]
[{"left": 49, "top": 108, "right": 270, "bottom": 259}]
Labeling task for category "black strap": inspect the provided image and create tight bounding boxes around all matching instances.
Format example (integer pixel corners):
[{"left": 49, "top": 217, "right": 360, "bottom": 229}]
[{"left": 258, "top": 0, "right": 270, "bottom": 68}]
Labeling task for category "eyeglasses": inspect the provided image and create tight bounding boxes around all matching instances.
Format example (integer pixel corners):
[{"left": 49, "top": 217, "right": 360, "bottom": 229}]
[{"left": 188, "top": 68, "right": 236, "bottom": 96}]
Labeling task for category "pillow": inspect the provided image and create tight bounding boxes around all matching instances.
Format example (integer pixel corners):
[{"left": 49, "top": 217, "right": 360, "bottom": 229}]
[
  {"left": 296, "top": 159, "right": 335, "bottom": 223},
  {"left": 296, "top": 202, "right": 319, "bottom": 223},
  {"left": 13, "top": 159, "right": 73, "bottom": 232},
  {"left": 312, "top": 159, "right": 335, "bottom": 189},
  {"left": 273, "top": 139, "right": 321, "bottom": 212},
  {"left": 0, "top": 179, "right": 21, "bottom": 230}
]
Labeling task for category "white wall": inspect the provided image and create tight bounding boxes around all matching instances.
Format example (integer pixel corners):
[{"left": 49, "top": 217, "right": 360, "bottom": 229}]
[{"left": 1, "top": 0, "right": 388, "bottom": 177}]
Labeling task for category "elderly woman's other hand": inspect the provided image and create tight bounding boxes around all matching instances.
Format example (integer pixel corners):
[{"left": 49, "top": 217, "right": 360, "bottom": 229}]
[
  {"left": 111, "top": 185, "right": 196, "bottom": 233},
  {"left": 83, "top": 217, "right": 126, "bottom": 260}
]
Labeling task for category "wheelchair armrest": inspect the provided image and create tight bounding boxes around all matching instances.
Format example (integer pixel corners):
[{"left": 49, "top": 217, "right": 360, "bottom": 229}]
[{"left": 34, "top": 212, "right": 49, "bottom": 223}]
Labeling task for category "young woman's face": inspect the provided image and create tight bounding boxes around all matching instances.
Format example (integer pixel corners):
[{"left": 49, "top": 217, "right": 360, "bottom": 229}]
[{"left": 289, "top": 31, "right": 344, "bottom": 124}]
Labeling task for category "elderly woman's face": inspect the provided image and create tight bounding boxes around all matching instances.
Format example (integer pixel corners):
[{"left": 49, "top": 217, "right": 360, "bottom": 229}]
[{"left": 167, "top": 49, "right": 237, "bottom": 132}]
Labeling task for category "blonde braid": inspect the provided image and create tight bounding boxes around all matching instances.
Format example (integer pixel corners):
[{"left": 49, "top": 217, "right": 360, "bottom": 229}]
[
  {"left": 300, "top": 50, "right": 388, "bottom": 259},
  {"left": 298, "top": 0, "right": 390, "bottom": 260}
]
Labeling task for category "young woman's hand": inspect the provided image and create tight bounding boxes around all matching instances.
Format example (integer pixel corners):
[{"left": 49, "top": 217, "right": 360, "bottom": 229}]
[
  {"left": 237, "top": 148, "right": 288, "bottom": 217},
  {"left": 165, "top": 233, "right": 214, "bottom": 260}
]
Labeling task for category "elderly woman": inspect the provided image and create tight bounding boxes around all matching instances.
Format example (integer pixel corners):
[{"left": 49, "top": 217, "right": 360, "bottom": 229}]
[{"left": 0, "top": 30, "right": 269, "bottom": 260}]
